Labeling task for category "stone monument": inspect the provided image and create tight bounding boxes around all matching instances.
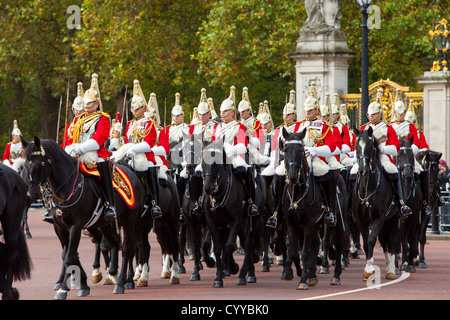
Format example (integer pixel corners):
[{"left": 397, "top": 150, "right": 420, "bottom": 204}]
[{"left": 289, "top": 0, "right": 353, "bottom": 119}]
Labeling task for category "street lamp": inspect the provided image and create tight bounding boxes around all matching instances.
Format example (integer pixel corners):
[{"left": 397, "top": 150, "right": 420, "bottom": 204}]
[
  {"left": 430, "top": 19, "right": 449, "bottom": 72},
  {"left": 357, "top": 0, "right": 373, "bottom": 125}
]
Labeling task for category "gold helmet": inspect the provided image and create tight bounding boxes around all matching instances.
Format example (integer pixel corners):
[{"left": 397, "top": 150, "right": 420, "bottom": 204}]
[
  {"left": 73, "top": 82, "right": 84, "bottom": 112},
  {"left": 238, "top": 87, "right": 252, "bottom": 113},
  {"left": 283, "top": 90, "right": 296, "bottom": 115},
  {"left": 197, "top": 88, "right": 210, "bottom": 115},
  {"left": 11, "top": 120, "right": 21, "bottom": 136},
  {"left": 367, "top": 88, "right": 385, "bottom": 120},
  {"left": 171, "top": 92, "right": 183, "bottom": 116},
  {"left": 83, "top": 73, "right": 102, "bottom": 111},
  {"left": 303, "top": 82, "right": 319, "bottom": 112},
  {"left": 257, "top": 100, "right": 274, "bottom": 128},
  {"left": 131, "top": 79, "right": 147, "bottom": 111},
  {"left": 220, "top": 85, "right": 236, "bottom": 112},
  {"left": 147, "top": 92, "right": 161, "bottom": 126},
  {"left": 208, "top": 97, "right": 218, "bottom": 119},
  {"left": 405, "top": 100, "right": 417, "bottom": 123},
  {"left": 339, "top": 104, "right": 351, "bottom": 125},
  {"left": 190, "top": 107, "right": 201, "bottom": 125},
  {"left": 320, "top": 93, "right": 332, "bottom": 117},
  {"left": 393, "top": 88, "right": 407, "bottom": 114}
]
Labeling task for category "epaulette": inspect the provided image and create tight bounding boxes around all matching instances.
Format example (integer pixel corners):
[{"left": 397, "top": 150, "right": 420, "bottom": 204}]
[{"left": 100, "top": 111, "right": 111, "bottom": 119}]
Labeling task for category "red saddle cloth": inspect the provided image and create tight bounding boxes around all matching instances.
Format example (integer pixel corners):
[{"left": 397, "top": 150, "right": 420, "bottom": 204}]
[{"left": 80, "top": 162, "right": 136, "bottom": 208}]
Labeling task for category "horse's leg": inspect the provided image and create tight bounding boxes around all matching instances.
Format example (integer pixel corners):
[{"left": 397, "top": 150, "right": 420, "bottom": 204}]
[
  {"left": 53, "top": 224, "right": 68, "bottom": 290},
  {"left": 207, "top": 220, "right": 224, "bottom": 288},
  {"left": 89, "top": 230, "right": 103, "bottom": 284},
  {"left": 284, "top": 223, "right": 297, "bottom": 282},
  {"left": 178, "top": 223, "right": 187, "bottom": 274},
  {"left": 418, "top": 212, "right": 430, "bottom": 268},
  {"left": 319, "top": 225, "right": 330, "bottom": 274},
  {"left": 189, "top": 222, "right": 202, "bottom": 281},
  {"left": 297, "top": 224, "right": 319, "bottom": 290},
  {"left": 136, "top": 225, "right": 151, "bottom": 287},
  {"left": 54, "top": 226, "right": 89, "bottom": 300},
  {"left": 114, "top": 229, "right": 135, "bottom": 294}
]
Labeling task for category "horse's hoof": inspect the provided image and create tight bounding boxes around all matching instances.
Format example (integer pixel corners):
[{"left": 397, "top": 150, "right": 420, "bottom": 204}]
[
  {"left": 77, "top": 288, "right": 90, "bottom": 297},
  {"left": 319, "top": 267, "right": 329, "bottom": 274},
  {"left": 308, "top": 277, "right": 318, "bottom": 286},
  {"left": 236, "top": 278, "right": 246, "bottom": 285},
  {"left": 113, "top": 285, "right": 125, "bottom": 294},
  {"left": 179, "top": 266, "right": 186, "bottom": 274},
  {"left": 137, "top": 279, "right": 148, "bottom": 287},
  {"left": 125, "top": 281, "right": 135, "bottom": 289},
  {"left": 133, "top": 274, "right": 141, "bottom": 281},
  {"left": 223, "top": 270, "right": 230, "bottom": 277},
  {"left": 350, "top": 252, "right": 360, "bottom": 259},
  {"left": 12, "top": 288, "right": 19, "bottom": 300},
  {"left": 213, "top": 280, "right": 223, "bottom": 288},
  {"left": 330, "top": 277, "right": 341, "bottom": 286},
  {"left": 53, "top": 283, "right": 62, "bottom": 290},
  {"left": 104, "top": 275, "right": 115, "bottom": 285},
  {"left": 53, "top": 290, "right": 68, "bottom": 300},
  {"left": 282, "top": 271, "right": 293, "bottom": 281},
  {"left": 161, "top": 272, "right": 170, "bottom": 279},
  {"left": 406, "top": 265, "right": 416, "bottom": 273},
  {"left": 385, "top": 272, "right": 397, "bottom": 280},
  {"left": 247, "top": 276, "right": 257, "bottom": 283},
  {"left": 363, "top": 270, "right": 374, "bottom": 281},
  {"left": 170, "top": 276, "right": 180, "bottom": 284},
  {"left": 92, "top": 273, "right": 103, "bottom": 284},
  {"left": 296, "top": 282, "right": 309, "bottom": 290},
  {"left": 190, "top": 273, "right": 200, "bottom": 281},
  {"left": 418, "top": 262, "right": 427, "bottom": 269},
  {"left": 261, "top": 265, "right": 270, "bottom": 272}
]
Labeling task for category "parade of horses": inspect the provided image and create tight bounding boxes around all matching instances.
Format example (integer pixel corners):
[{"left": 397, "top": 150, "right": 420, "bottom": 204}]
[
  {"left": 1, "top": 1, "right": 449, "bottom": 302},
  {"left": 0, "top": 73, "right": 446, "bottom": 300}
]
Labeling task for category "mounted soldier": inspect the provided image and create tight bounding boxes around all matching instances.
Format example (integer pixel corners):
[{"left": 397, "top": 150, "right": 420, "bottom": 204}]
[
  {"left": 3, "top": 120, "right": 23, "bottom": 169},
  {"left": 120, "top": 79, "right": 162, "bottom": 219},
  {"left": 266, "top": 83, "right": 337, "bottom": 228},
  {"left": 257, "top": 100, "right": 274, "bottom": 169},
  {"left": 108, "top": 112, "right": 125, "bottom": 153},
  {"left": 350, "top": 89, "right": 412, "bottom": 219},
  {"left": 391, "top": 88, "right": 431, "bottom": 217},
  {"left": 184, "top": 88, "right": 218, "bottom": 215},
  {"left": 211, "top": 85, "right": 259, "bottom": 216},
  {"left": 67, "top": 73, "right": 116, "bottom": 222}
]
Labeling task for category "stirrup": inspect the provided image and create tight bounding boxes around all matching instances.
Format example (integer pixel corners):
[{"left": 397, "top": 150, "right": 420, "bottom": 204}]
[
  {"left": 151, "top": 204, "right": 162, "bottom": 219},
  {"left": 266, "top": 212, "right": 278, "bottom": 229},
  {"left": 423, "top": 205, "right": 432, "bottom": 217},
  {"left": 104, "top": 207, "right": 117, "bottom": 222},
  {"left": 248, "top": 201, "right": 259, "bottom": 217},
  {"left": 324, "top": 211, "right": 336, "bottom": 227}
]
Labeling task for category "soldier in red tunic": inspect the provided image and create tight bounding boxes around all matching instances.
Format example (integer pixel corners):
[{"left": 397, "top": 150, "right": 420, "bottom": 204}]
[{"left": 3, "top": 120, "right": 23, "bottom": 168}]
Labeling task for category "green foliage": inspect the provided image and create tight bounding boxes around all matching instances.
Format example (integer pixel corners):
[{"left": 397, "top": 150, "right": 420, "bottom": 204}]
[{"left": 0, "top": 0, "right": 446, "bottom": 155}]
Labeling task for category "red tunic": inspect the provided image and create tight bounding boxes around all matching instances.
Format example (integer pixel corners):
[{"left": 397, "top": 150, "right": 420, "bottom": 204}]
[{"left": 125, "top": 118, "right": 158, "bottom": 165}]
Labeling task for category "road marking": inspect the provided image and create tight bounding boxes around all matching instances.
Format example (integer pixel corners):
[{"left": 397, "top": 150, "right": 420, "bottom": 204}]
[{"left": 298, "top": 271, "right": 411, "bottom": 300}]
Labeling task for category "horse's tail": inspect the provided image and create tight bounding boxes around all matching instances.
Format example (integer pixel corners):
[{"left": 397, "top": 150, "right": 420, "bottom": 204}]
[{"left": 12, "top": 231, "right": 33, "bottom": 281}]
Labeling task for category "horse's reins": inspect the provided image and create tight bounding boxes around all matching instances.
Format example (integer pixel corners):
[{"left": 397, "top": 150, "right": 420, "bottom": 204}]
[
  {"left": 30, "top": 144, "right": 83, "bottom": 205},
  {"left": 397, "top": 146, "right": 416, "bottom": 202},
  {"left": 356, "top": 146, "right": 382, "bottom": 208}
]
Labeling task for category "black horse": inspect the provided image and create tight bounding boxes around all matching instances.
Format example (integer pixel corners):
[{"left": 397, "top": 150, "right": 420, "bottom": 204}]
[
  {"left": 23, "top": 137, "right": 146, "bottom": 299},
  {"left": 396, "top": 138, "right": 422, "bottom": 273},
  {"left": 353, "top": 128, "right": 400, "bottom": 281},
  {"left": 202, "top": 138, "right": 263, "bottom": 287},
  {"left": 131, "top": 168, "right": 182, "bottom": 287},
  {"left": 0, "top": 164, "right": 33, "bottom": 300},
  {"left": 281, "top": 127, "right": 348, "bottom": 289},
  {"left": 177, "top": 132, "right": 215, "bottom": 281},
  {"left": 416, "top": 149, "right": 442, "bottom": 268}
]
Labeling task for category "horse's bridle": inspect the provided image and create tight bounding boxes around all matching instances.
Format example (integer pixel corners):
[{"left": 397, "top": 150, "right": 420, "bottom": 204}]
[
  {"left": 202, "top": 147, "right": 231, "bottom": 210},
  {"left": 356, "top": 143, "right": 382, "bottom": 207},
  {"left": 397, "top": 146, "right": 416, "bottom": 200}
]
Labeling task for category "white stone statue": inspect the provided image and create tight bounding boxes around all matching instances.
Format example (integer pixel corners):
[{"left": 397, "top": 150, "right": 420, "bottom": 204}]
[{"left": 302, "top": 0, "right": 342, "bottom": 32}]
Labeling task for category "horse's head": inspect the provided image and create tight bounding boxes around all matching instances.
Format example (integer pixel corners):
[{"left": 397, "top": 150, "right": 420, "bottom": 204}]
[
  {"left": 182, "top": 131, "right": 203, "bottom": 176},
  {"left": 397, "top": 137, "right": 415, "bottom": 185},
  {"left": 282, "top": 127, "right": 307, "bottom": 185},
  {"left": 22, "top": 136, "right": 52, "bottom": 200},
  {"left": 417, "top": 149, "right": 442, "bottom": 206},
  {"left": 354, "top": 127, "right": 380, "bottom": 177},
  {"left": 201, "top": 137, "right": 227, "bottom": 196}
]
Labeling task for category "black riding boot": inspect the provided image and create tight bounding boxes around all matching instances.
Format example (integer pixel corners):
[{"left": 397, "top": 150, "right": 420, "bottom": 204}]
[
  {"left": 419, "top": 170, "right": 432, "bottom": 217},
  {"left": 177, "top": 176, "right": 188, "bottom": 223},
  {"left": 245, "top": 167, "right": 259, "bottom": 216},
  {"left": 392, "top": 175, "right": 412, "bottom": 220},
  {"left": 320, "top": 171, "right": 338, "bottom": 227},
  {"left": 144, "top": 167, "right": 162, "bottom": 219},
  {"left": 97, "top": 161, "right": 117, "bottom": 223},
  {"left": 266, "top": 174, "right": 285, "bottom": 229}
]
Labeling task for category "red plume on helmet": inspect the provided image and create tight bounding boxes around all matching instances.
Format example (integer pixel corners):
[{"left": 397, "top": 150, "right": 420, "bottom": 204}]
[{"left": 113, "top": 112, "right": 122, "bottom": 132}]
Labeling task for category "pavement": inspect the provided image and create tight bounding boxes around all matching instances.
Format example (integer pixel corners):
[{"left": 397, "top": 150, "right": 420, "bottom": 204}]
[{"left": 426, "top": 231, "right": 450, "bottom": 240}]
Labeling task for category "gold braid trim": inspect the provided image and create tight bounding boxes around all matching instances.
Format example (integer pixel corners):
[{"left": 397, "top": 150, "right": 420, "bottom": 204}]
[
  {"left": 307, "top": 120, "right": 331, "bottom": 146},
  {"left": 131, "top": 119, "right": 155, "bottom": 143}
]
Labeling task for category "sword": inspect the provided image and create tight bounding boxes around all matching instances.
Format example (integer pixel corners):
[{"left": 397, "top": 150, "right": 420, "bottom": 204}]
[{"left": 56, "top": 95, "right": 63, "bottom": 142}]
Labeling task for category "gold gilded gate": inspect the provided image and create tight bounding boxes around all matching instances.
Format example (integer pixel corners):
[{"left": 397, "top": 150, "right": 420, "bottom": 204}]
[{"left": 339, "top": 79, "right": 424, "bottom": 130}]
